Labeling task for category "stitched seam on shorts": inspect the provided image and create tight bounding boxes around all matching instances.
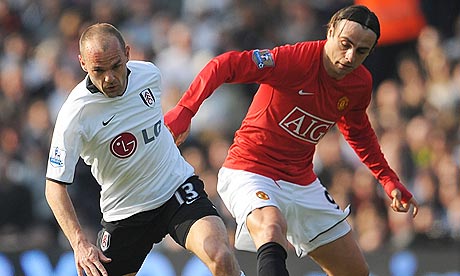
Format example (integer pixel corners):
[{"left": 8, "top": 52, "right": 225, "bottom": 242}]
[{"left": 308, "top": 212, "right": 351, "bottom": 242}]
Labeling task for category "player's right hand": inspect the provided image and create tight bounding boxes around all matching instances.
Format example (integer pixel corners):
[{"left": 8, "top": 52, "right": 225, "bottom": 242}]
[{"left": 74, "top": 242, "right": 111, "bottom": 276}]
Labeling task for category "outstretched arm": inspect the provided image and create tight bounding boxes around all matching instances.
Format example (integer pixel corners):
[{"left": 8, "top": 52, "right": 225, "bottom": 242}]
[
  {"left": 45, "top": 179, "right": 111, "bottom": 276},
  {"left": 337, "top": 112, "right": 418, "bottom": 217},
  {"left": 164, "top": 49, "right": 280, "bottom": 143}
]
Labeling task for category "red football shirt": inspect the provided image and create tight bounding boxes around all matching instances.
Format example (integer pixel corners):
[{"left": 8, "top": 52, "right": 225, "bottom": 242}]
[{"left": 176, "top": 40, "right": 412, "bottom": 201}]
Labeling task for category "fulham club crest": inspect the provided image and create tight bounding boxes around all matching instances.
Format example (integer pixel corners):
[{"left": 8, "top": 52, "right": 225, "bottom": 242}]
[
  {"left": 139, "top": 88, "right": 155, "bottom": 107},
  {"left": 100, "top": 230, "right": 111, "bottom": 251}
]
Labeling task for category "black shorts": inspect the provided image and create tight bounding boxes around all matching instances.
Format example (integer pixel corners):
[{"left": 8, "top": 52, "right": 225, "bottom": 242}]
[{"left": 96, "top": 175, "right": 220, "bottom": 276}]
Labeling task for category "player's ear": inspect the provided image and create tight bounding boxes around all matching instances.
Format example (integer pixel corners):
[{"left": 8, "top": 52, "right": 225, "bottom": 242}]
[
  {"left": 125, "top": 45, "right": 130, "bottom": 61},
  {"left": 79, "top": 54, "right": 88, "bottom": 72},
  {"left": 327, "top": 26, "right": 334, "bottom": 39}
]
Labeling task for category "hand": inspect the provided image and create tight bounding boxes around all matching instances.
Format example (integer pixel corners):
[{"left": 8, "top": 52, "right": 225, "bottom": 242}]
[
  {"left": 174, "top": 125, "right": 190, "bottom": 146},
  {"left": 164, "top": 105, "right": 193, "bottom": 142},
  {"left": 390, "top": 189, "right": 419, "bottom": 218},
  {"left": 166, "top": 124, "right": 190, "bottom": 146},
  {"left": 74, "top": 241, "right": 111, "bottom": 276}
]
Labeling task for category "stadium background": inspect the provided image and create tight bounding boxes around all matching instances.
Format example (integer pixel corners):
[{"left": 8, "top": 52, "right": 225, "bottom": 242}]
[{"left": 0, "top": 0, "right": 459, "bottom": 275}]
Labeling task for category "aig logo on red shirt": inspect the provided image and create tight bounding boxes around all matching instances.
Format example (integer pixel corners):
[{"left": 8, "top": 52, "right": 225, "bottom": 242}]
[{"left": 279, "top": 107, "right": 334, "bottom": 144}]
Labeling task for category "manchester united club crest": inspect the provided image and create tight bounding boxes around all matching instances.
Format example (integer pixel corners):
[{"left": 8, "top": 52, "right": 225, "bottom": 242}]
[
  {"left": 337, "top": 96, "right": 349, "bottom": 111},
  {"left": 256, "top": 191, "right": 270, "bottom": 200}
]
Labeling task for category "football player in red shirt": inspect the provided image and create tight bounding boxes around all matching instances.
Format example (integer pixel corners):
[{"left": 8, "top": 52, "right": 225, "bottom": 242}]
[{"left": 165, "top": 5, "right": 418, "bottom": 276}]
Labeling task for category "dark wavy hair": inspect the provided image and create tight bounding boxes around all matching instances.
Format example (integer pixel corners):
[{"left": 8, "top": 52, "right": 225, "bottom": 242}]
[{"left": 327, "top": 5, "right": 380, "bottom": 47}]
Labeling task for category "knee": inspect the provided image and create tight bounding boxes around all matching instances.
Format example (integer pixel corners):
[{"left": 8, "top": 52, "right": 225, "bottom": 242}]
[
  {"left": 209, "top": 247, "right": 238, "bottom": 274},
  {"left": 252, "top": 222, "right": 287, "bottom": 247},
  {"left": 348, "top": 252, "right": 370, "bottom": 276},
  {"left": 359, "top": 262, "right": 370, "bottom": 276},
  {"left": 330, "top": 261, "right": 369, "bottom": 276},
  {"left": 247, "top": 208, "right": 287, "bottom": 241},
  {"left": 264, "top": 222, "right": 287, "bottom": 236}
]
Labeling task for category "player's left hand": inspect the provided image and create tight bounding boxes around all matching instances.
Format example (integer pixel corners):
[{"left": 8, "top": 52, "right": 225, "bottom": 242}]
[
  {"left": 390, "top": 189, "right": 419, "bottom": 218},
  {"left": 166, "top": 124, "right": 190, "bottom": 146},
  {"left": 164, "top": 105, "right": 193, "bottom": 140},
  {"left": 174, "top": 125, "right": 190, "bottom": 146},
  {"left": 74, "top": 241, "right": 111, "bottom": 276}
]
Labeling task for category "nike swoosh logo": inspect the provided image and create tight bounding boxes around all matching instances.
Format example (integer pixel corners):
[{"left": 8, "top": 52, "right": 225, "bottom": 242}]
[
  {"left": 102, "top": 114, "right": 116, "bottom": 126},
  {"left": 186, "top": 197, "right": 199, "bottom": 205},
  {"left": 298, "top": 90, "right": 315, "bottom": 96}
]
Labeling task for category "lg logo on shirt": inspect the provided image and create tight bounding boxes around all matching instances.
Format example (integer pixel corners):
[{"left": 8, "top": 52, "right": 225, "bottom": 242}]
[
  {"left": 110, "top": 132, "right": 137, "bottom": 158},
  {"left": 279, "top": 107, "right": 334, "bottom": 144},
  {"left": 109, "top": 119, "right": 162, "bottom": 158}
]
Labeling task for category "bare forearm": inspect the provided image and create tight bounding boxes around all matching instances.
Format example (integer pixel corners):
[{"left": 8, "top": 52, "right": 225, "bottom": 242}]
[{"left": 45, "top": 180, "right": 88, "bottom": 249}]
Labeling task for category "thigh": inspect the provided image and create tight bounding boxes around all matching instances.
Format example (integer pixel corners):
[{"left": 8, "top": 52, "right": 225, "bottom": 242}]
[
  {"left": 217, "top": 168, "right": 282, "bottom": 226},
  {"left": 308, "top": 231, "right": 369, "bottom": 276},
  {"left": 168, "top": 175, "right": 220, "bottom": 247},
  {"left": 280, "top": 179, "right": 351, "bottom": 256},
  {"left": 185, "top": 215, "right": 231, "bottom": 260},
  {"left": 217, "top": 168, "right": 285, "bottom": 251},
  {"left": 97, "top": 219, "right": 160, "bottom": 275},
  {"left": 246, "top": 206, "right": 289, "bottom": 249}
]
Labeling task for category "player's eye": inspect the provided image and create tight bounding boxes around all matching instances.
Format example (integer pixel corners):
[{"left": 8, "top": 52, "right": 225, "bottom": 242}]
[
  {"left": 339, "top": 40, "right": 350, "bottom": 50},
  {"left": 357, "top": 47, "right": 371, "bottom": 55}
]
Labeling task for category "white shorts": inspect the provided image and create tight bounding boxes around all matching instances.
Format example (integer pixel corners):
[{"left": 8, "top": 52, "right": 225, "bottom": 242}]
[{"left": 217, "top": 167, "right": 351, "bottom": 258}]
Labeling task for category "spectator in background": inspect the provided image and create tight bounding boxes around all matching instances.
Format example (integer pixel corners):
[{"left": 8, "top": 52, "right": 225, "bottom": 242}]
[
  {"left": 355, "top": 0, "right": 426, "bottom": 87},
  {"left": 0, "top": 62, "right": 26, "bottom": 126},
  {"left": 0, "top": 168, "right": 34, "bottom": 252},
  {"left": 155, "top": 21, "right": 200, "bottom": 93},
  {"left": 0, "top": 126, "right": 34, "bottom": 252},
  {"left": 397, "top": 54, "right": 426, "bottom": 120}
]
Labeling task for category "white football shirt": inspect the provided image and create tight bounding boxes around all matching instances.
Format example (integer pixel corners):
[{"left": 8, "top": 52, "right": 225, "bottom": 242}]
[{"left": 46, "top": 61, "right": 194, "bottom": 222}]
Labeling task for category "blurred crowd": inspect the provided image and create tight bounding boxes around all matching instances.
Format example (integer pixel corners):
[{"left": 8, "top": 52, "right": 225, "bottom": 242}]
[{"left": 0, "top": 0, "right": 459, "bottom": 259}]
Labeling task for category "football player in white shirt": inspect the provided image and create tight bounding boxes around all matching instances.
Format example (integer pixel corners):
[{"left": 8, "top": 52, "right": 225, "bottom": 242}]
[{"left": 45, "top": 23, "right": 244, "bottom": 276}]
